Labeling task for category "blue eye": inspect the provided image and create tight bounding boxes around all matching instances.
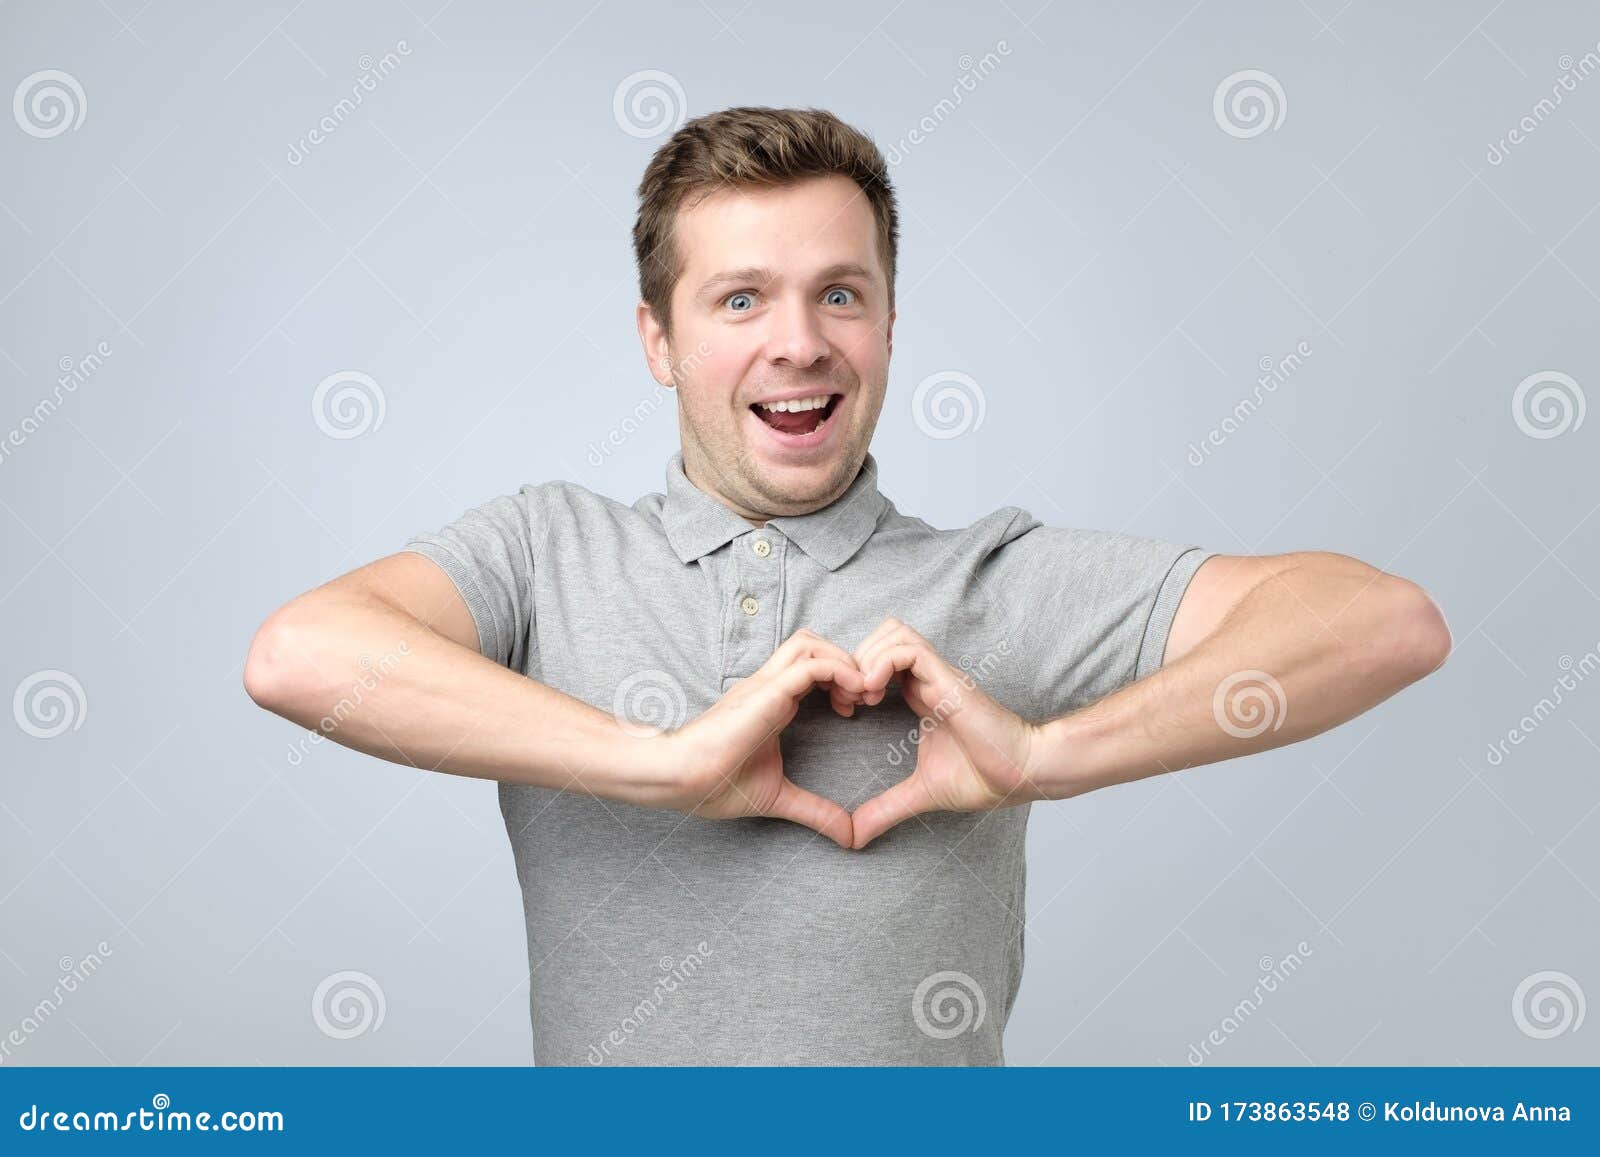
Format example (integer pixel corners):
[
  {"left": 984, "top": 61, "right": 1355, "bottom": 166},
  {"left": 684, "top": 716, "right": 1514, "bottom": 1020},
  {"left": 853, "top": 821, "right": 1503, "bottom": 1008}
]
[
  {"left": 726, "top": 291, "right": 755, "bottom": 312},
  {"left": 824, "top": 287, "right": 855, "bottom": 306}
]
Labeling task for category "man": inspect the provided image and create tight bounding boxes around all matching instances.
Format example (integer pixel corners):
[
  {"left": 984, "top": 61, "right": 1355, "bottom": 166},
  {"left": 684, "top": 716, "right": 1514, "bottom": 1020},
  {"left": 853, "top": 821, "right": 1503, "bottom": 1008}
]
[{"left": 244, "top": 106, "right": 1451, "bottom": 1065}]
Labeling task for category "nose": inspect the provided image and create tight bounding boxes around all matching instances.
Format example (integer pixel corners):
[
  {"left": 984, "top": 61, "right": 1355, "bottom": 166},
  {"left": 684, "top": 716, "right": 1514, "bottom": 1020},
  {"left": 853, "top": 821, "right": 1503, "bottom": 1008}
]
[{"left": 765, "top": 294, "right": 831, "bottom": 369}]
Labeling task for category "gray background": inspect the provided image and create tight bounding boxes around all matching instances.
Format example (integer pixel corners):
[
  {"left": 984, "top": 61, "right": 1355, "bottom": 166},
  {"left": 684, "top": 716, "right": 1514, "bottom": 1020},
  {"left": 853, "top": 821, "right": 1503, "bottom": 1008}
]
[{"left": 2, "top": 0, "right": 1596, "bottom": 1066}]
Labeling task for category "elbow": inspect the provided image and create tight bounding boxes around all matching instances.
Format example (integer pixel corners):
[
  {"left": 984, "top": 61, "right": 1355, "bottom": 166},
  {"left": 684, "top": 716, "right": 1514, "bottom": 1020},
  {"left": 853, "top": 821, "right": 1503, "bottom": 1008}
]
[
  {"left": 243, "top": 610, "right": 312, "bottom": 715},
  {"left": 1380, "top": 577, "right": 1453, "bottom": 681},
  {"left": 243, "top": 618, "right": 286, "bottom": 712}
]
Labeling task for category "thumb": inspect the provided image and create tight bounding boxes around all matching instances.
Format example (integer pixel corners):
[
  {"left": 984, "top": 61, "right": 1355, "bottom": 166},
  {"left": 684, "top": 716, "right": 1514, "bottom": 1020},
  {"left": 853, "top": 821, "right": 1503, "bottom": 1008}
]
[
  {"left": 850, "top": 776, "right": 934, "bottom": 849},
  {"left": 768, "top": 778, "right": 854, "bottom": 849}
]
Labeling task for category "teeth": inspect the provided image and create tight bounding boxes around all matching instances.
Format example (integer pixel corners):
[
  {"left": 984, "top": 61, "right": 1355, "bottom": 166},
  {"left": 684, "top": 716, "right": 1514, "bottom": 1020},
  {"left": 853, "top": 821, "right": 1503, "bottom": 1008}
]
[{"left": 756, "top": 394, "right": 832, "bottom": 413}]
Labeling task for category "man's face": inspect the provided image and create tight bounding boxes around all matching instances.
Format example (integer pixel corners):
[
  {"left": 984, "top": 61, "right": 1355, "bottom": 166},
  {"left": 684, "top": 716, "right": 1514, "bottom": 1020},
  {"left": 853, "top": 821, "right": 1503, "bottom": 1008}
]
[{"left": 637, "top": 174, "right": 894, "bottom": 522}]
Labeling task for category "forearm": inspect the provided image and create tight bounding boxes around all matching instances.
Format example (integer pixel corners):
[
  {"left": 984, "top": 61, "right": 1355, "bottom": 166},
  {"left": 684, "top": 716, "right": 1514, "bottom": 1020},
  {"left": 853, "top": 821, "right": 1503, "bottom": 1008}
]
[
  {"left": 1029, "top": 557, "right": 1450, "bottom": 798},
  {"left": 244, "top": 591, "right": 671, "bottom": 800}
]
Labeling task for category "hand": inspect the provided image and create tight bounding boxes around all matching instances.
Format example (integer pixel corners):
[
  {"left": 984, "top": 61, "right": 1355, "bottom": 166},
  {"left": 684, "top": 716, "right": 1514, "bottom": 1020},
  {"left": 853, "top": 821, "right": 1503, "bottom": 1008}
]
[
  {"left": 849, "top": 618, "right": 1045, "bottom": 849},
  {"left": 655, "top": 629, "right": 867, "bottom": 848}
]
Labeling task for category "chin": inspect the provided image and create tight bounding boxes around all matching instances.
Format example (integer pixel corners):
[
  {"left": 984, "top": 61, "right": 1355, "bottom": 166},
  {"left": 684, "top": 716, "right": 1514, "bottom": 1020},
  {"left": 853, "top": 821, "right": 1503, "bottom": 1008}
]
[{"left": 744, "top": 444, "right": 858, "bottom": 506}]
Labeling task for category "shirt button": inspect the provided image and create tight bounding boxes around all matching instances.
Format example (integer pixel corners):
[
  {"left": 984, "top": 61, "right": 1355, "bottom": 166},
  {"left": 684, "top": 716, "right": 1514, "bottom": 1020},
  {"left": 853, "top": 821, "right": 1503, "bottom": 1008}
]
[
  {"left": 740, "top": 595, "right": 759, "bottom": 616},
  {"left": 752, "top": 538, "right": 771, "bottom": 557}
]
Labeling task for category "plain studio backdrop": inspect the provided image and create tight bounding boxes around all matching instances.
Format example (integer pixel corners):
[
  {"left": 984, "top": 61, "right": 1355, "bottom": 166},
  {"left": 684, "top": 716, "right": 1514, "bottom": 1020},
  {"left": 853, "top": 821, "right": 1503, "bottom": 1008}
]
[{"left": 1, "top": 0, "right": 1596, "bottom": 1066}]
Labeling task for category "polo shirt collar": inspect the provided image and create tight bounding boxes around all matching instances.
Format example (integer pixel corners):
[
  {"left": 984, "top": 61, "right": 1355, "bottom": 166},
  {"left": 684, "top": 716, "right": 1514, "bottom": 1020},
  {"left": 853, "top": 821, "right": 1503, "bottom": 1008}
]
[{"left": 662, "top": 450, "right": 887, "bottom": 571}]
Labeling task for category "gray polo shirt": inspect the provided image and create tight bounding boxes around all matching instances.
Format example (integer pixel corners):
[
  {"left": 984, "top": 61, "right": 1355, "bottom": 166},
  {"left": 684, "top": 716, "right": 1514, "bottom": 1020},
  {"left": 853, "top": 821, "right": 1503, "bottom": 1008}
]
[{"left": 402, "top": 450, "right": 1212, "bottom": 1065}]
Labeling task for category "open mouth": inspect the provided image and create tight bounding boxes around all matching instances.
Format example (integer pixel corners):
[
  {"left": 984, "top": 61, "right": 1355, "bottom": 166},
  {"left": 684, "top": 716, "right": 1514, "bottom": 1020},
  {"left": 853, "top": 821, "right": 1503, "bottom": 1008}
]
[{"left": 750, "top": 393, "right": 843, "bottom": 439}]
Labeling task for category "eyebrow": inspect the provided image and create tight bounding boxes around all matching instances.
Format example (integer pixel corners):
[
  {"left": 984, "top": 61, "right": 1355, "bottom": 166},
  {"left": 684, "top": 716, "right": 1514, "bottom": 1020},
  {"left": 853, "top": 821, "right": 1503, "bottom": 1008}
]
[{"left": 695, "top": 262, "right": 876, "bottom": 299}]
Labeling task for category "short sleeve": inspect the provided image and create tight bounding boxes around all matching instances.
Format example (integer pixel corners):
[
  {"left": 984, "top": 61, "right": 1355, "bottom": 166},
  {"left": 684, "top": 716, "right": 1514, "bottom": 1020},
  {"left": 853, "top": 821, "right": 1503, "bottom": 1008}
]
[
  {"left": 987, "top": 510, "right": 1215, "bottom": 716},
  {"left": 400, "top": 485, "right": 544, "bottom": 671}
]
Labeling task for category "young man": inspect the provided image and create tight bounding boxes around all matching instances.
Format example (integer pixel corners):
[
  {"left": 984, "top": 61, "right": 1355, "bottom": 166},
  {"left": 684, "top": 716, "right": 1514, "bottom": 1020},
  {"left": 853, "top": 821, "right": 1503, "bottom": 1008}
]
[{"left": 244, "top": 106, "right": 1451, "bottom": 1065}]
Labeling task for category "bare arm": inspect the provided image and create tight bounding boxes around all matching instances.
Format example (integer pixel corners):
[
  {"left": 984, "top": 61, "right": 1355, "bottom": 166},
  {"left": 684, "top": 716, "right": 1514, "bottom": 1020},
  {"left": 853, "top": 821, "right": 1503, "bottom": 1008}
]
[
  {"left": 1033, "top": 551, "right": 1453, "bottom": 797},
  {"left": 844, "top": 552, "right": 1452, "bottom": 847},
  {"left": 243, "top": 555, "right": 867, "bottom": 843},
  {"left": 243, "top": 551, "right": 672, "bottom": 800}
]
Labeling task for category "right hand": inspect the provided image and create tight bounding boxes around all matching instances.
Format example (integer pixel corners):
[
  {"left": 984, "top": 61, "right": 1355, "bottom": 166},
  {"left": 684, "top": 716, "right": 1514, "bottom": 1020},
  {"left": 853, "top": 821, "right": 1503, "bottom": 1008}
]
[{"left": 653, "top": 629, "right": 866, "bottom": 848}]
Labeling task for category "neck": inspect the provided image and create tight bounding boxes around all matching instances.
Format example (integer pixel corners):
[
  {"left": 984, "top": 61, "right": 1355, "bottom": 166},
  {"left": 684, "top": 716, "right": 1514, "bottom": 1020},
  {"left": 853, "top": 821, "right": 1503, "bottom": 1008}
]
[{"left": 680, "top": 450, "right": 770, "bottom": 525}]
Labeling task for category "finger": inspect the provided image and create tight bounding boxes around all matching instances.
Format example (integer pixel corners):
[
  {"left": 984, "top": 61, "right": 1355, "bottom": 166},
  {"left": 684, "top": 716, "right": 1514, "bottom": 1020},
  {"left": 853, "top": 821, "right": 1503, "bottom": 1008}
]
[
  {"left": 851, "top": 618, "right": 904, "bottom": 666},
  {"left": 861, "top": 639, "right": 943, "bottom": 699},
  {"left": 759, "top": 628, "right": 859, "bottom": 679},
  {"left": 896, "top": 670, "right": 939, "bottom": 720},
  {"left": 852, "top": 623, "right": 908, "bottom": 700},
  {"left": 854, "top": 634, "right": 904, "bottom": 705},
  {"left": 754, "top": 629, "right": 816, "bottom": 677},
  {"left": 859, "top": 616, "right": 937, "bottom": 657},
  {"left": 851, "top": 776, "right": 935, "bottom": 849},
  {"left": 767, "top": 654, "right": 864, "bottom": 721},
  {"left": 778, "top": 638, "right": 866, "bottom": 715},
  {"left": 775, "top": 656, "right": 865, "bottom": 703},
  {"left": 769, "top": 777, "right": 854, "bottom": 848},
  {"left": 856, "top": 623, "right": 937, "bottom": 702}
]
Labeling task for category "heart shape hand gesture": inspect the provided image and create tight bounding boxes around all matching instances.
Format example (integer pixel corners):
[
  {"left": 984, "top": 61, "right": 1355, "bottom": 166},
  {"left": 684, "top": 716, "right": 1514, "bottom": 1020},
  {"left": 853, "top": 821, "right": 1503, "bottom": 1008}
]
[
  {"left": 846, "top": 618, "right": 1046, "bottom": 847},
  {"left": 654, "top": 621, "right": 1045, "bottom": 849}
]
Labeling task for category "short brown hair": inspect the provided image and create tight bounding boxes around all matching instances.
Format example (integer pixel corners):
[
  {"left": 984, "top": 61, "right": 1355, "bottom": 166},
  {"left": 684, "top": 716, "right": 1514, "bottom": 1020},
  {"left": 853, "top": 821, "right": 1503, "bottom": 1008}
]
[{"left": 632, "top": 106, "right": 899, "bottom": 336}]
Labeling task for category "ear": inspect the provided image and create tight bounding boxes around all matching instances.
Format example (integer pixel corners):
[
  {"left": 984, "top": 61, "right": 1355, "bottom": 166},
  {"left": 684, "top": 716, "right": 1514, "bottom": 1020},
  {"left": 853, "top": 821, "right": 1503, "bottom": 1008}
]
[
  {"left": 637, "top": 300, "right": 676, "bottom": 389},
  {"left": 885, "top": 305, "right": 896, "bottom": 362}
]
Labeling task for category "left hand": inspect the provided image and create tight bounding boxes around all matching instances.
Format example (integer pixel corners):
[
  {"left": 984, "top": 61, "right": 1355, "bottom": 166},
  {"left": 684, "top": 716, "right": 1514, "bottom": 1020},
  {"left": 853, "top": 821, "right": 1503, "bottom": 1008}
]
[{"left": 848, "top": 619, "right": 1046, "bottom": 848}]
